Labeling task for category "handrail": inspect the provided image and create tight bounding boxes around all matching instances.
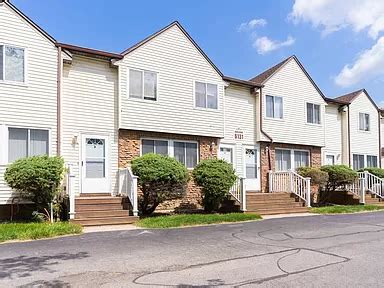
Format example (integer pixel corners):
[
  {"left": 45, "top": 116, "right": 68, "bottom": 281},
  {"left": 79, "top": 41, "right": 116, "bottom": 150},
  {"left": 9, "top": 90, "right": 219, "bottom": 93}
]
[
  {"left": 364, "top": 171, "right": 384, "bottom": 199},
  {"left": 228, "top": 177, "right": 246, "bottom": 211},
  {"left": 119, "top": 167, "right": 138, "bottom": 216},
  {"left": 269, "top": 170, "right": 311, "bottom": 207},
  {"left": 66, "top": 164, "right": 75, "bottom": 219}
]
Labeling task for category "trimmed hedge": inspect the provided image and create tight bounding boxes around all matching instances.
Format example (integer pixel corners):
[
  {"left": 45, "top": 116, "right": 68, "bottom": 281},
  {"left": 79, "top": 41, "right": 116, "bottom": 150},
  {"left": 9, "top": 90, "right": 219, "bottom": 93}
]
[{"left": 358, "top": 167, "right": 384, "bottom": 178}]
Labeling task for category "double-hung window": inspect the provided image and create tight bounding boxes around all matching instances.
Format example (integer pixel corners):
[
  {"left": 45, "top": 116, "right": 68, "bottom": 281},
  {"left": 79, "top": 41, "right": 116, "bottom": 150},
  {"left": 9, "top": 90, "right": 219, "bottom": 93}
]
[
  {"left": 174, "top": 141, "right": 198, "bottom": 169},
  {"left": 325, "top": 155, "right": 335, "bottom": 165},
  {"left": 359, "top": 113, "right": 370, "bottom": 131},
  {"left": 0, "top": 45, "right": 25, "bottom": 83},
  {"left": 142, "top": 139, "right": 168, "bottom": 155},
  {"left": 306, "top": 103, "right": 321, "bottom": 124},
  {"left": 294, "top": 150, "right": 310, "bottom": 168},
  {"left": 129, "top": 69, "right": 157, "bottom": 101},
  {"left": 8, "top": 128, "right": 49, "bottom": 162},
  {"left": 195, "top": 82, "right": 218, "bottom": 109},
  {"left": 219, "top": 147, "right": 233, "bottom": 166},
  {"left": 353, "top": 154, "right": 365, "bottom": 170},
  {"left": 275, "top": 149, "right": 310, "bottom": 171},
  {"left": 367, "top": 155, "right": 378, "bottom": 168},
  {"left": 266, "top": 95, "right": 283, "bottom": 119}
]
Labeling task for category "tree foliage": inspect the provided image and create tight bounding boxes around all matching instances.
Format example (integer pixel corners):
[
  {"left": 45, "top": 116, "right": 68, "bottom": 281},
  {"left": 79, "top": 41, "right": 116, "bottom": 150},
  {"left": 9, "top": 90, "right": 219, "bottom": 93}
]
[{"left": 358, "top": 167, "right": 384, "bottom": 179}]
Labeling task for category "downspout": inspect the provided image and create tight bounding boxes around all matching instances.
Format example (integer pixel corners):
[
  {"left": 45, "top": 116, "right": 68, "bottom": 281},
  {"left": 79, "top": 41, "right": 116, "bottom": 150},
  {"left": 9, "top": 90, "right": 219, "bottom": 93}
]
[
  {"left": 379, "top": 111, "right": 382, "bottom": 168},
  {"left": 347, "top": 105, "right": 351, "bottom": 167},
  {"left": 57, "top": 46, "right": 62, "bottom": 156},
  {"left": 258, "top": 87, "right": 273, "bottom": 169}
]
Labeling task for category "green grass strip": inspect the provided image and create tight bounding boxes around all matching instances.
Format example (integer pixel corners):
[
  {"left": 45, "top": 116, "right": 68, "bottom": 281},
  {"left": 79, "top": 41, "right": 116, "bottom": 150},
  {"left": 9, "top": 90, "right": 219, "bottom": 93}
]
[
  {"left": 136, "top": 213, "right": 262, "bottom": 229},
  {"left": 311, "top": 205, "right": 384, "bottom": 214},
  {"left": 0, "top": 222, "right": 82, "bottom": 243}
]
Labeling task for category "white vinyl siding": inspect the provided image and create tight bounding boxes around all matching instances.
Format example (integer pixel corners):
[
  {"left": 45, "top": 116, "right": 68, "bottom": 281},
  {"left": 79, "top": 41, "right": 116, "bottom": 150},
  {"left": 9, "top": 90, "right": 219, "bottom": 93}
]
[
  {"left": 0, "top": 3, "right": 57, "bottom": 204},
  {"left": 261, "top": 58, "right": 326, "bottom": 147},
  {"left": 61, "top": 55, "right": 119, "bottom": 196},
  {"left": 359, "top": 113, "right": 370, "bottom": 131},
  {"left": 306, "top": 103, "right": 320, "bottom": 124},
  {"left": 275, "top": 148, "right": 309, "bottom": 171},
  {"left": 128, "top": 69, "right": 157, "bottom": 101},
  {"left": 323, "top": 104, "right": 343, "bottom": 166},
  {"left": 266, "top": 95, "right": 283, "bottom": 119},
  {"left": 118, "top": 25, "right": 224, "bottom": 138}
]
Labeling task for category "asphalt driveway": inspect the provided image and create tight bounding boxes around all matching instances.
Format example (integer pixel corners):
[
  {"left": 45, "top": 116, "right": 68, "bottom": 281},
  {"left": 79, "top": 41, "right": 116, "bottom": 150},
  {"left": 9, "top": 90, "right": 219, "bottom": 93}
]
[{"left": 1, "top": 212, "right": 384, "bottom": 287}]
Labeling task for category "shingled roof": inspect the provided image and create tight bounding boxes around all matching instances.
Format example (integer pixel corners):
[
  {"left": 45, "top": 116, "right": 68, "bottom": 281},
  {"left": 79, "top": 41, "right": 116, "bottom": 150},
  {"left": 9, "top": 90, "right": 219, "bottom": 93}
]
[
  {"left": 249, "top": 56, "right": 293, "bottom": 85},
  {"left": 334, "top": 89, "right": 364, "bottom": 103}
]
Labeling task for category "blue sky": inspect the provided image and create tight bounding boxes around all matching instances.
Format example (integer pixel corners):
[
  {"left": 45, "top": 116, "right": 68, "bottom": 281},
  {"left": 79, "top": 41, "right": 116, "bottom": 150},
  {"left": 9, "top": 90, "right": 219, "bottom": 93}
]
[{"left": 13, "top": 0, "right": 384, "bottom": 105}]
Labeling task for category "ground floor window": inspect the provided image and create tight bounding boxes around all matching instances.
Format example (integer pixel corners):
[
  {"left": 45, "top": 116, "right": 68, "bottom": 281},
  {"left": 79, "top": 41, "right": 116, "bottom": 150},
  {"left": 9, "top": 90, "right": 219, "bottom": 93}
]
[
  {"left": 219, "top": 147, "right": 233, "bottom": 165},
  {"left": 8, "top": 128, "right": 49, "bottom": 162},
  {"left": 353, "top": 154, "right": 378, "bottom": 170},
  {"left": 141, "top": 138, "right": 198, "bottom": 168},
  {"left": 367, "top": 155, "right": 378, "bottom": 168},
  {"left": 325, "top": 154, "right": 335, "bottom": 165},
  {"left": 275, "top": 148, "right": 310, "bottom": 171}
]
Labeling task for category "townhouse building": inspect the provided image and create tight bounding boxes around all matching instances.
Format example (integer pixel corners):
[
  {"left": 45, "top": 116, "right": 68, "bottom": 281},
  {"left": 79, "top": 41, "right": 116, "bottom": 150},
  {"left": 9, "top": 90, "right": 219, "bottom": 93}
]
[{"left": 0, "top": 0, "right": 382, "bottom": 222}]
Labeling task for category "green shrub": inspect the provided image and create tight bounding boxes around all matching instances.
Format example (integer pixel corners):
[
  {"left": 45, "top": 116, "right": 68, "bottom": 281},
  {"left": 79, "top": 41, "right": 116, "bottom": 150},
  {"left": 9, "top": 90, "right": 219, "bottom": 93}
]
[
  {"left": 131, "top": 153, "right": 188, "bottom": 215},
  {"left": 4, "top": 156, "right": 65, "bottom": 213},
  {"left": 358, "top": 167, "right": 384, "bottom": 178},
  {"left": 193, "top": 159, "right": 237, "bottom": 212},
  {"left": 297, "top": 167, "right": 328, "bottom": 187}
]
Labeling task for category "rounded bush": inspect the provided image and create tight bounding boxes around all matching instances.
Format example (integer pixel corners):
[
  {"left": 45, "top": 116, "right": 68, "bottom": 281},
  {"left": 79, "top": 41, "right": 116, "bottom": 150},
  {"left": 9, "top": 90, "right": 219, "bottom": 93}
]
[
  {"left": 320, "top": 165, "right": 357, "bottom": 188},
  {"left": 192, "top": 159, "right": 237, "bottom": 212},
  {"left": 297, "top": 166, "right": 328, "bottom": 186},
  {"left": 4, "top": 156, "right": 65, "bottom": 211},
  {"left": 358, "top": 167, "right": 384, "bottom": 178},
  {"left": 131, "top": 153, "right": 188, "bottom": 215}
]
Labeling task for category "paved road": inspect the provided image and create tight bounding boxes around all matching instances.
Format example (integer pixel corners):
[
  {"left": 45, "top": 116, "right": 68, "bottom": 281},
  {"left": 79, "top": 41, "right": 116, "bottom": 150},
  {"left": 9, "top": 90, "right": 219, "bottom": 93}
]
[{"left": 2, "top": 212, "right": 384, "bottom": 287}]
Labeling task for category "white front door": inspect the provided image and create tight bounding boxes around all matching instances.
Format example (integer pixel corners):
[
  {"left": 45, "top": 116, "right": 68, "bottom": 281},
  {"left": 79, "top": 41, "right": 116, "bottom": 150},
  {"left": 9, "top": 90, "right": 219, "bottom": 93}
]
[
  {"left": 244, "top": 146, "right": 260, "bottom": 191},
  {"left": 81, "top": 135, "right": 109, "bottom": 194}
]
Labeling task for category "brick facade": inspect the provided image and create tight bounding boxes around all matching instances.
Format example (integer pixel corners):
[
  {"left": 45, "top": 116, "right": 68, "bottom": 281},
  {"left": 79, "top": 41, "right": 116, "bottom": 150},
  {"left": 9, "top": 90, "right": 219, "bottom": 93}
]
[
  {"left": 259, "top": 142, "right": 322, "bottom": 193},
  {"left": 118, "top": 129, "right": 218, "bottom": 211}
]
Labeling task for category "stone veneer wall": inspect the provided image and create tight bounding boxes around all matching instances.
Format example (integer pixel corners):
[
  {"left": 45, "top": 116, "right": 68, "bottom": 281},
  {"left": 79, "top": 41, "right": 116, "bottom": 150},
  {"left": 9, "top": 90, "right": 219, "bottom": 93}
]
[
  {"left": 259, "top": 142, "right": 322, "bottom": 193},
  {"left": 119, "top": 129, "right": 218, "bottom": 211}
]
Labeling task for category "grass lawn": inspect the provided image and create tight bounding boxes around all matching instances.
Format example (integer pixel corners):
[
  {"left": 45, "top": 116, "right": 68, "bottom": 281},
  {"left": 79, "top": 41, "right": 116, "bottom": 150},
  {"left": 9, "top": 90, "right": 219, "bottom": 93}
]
[
  {"left": 0, "top": 222, "right": 82, "bottom": 243},
  {"left": 311, "top": 205, "right": 384, "bottom": 214},
  {"left": 136, "top": 213, "right": 262, "bottom": 228}
]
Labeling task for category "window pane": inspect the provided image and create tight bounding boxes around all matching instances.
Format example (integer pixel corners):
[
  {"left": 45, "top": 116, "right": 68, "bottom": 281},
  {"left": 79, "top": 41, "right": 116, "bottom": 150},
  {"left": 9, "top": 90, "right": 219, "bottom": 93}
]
[
  {"left": 294, "top": 151, "right": 309, "bottom": 169},
  {"left": 245, "top": 149, "right": 257, "bottom": 178},
  {"left": 365, "top": 114, "right": 370, "bottom": 131},
  {"left": 195, "top": 82, "right": 206, "bottom": 108},
  {"left": 142, "top": 139, "right": 154, "bottom": 154},
  {"left": 144, "top": 71, "right": 157, "bottom": 100},
  {"left": 129, "top": 70, "right": 143, "bottom": 98},
  {"left": 155, "top": 140, "right": 168, "bottom": 155},
  {"left": 220, "top": 147, "right": 233, "bottom": 164},
  {"left": 266, "top": 96, "right": 274, "bottom": 118},
  {"left": 326, "top": 155, "right": 335, "bottom": 165},
  {"left": 86, "top": 161, "right": 105, "bottom": 178},
  {"left": 367, "top": 156, "right": 378, "bottom": 167},
  {"left": 359, "top": 113, "right": 364, "bottom": 130},
  {"left": 307, "top": 103, "right": 313, "bottom": 123},
  {"left": 314, "top": 104, "right": 320, "bottom": 124},
  {"left": 207, "top": 84, "right": 217, "bottom": 109},
  {"left": 5, "top": 46, "right": 24, "bottom": 82},
  {"left": 186, "top": 143, "right": 198, "bottom": 168},
  {"left": 0, "top": 46, "right": 3, "bottom": 80},
  {"left": 275, "top": 149, "right": 291, "bottom": 171},
  {"left": 353, "top": 154, "right": 364, "bottom": 170},
  {"left": 274, "top": 96, "right": 283, "bottom": 119},
  {"left": 8, "top": 128, "right": 28, "bottom": 162},
  {"left": 85, "top": 138, "right": 105, "bottom": 178},
  {"left": 30, "top": 129, "right": 48, "bottom": 156},
  {"left": 174, "top": 142, "right": 186, "bottom": 165}
]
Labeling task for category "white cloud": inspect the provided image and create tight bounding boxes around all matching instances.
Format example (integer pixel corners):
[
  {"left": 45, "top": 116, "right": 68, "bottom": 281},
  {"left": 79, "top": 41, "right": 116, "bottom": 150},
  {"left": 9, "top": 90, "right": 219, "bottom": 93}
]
[
  {"left": 290, "top": 0, "right": 384, "bottom": 39},
  {"left": 238, "top": 18, "right": 267, "bottom": 32},
  {"left": 253, "top": 36, "right": 295, "bottom": 55},
  {"left": 335, "top": 36, "right": 384, "bottom": 87}
]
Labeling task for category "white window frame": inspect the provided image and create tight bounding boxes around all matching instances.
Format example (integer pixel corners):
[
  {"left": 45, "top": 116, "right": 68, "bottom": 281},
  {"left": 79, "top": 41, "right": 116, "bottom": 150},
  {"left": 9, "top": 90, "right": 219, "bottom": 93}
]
[
  {"left": 352, "top": 154, "right": 365, "bottom": 170},
  {"left": 275, "top": 148, "right": 310, "bottom": 171},
  {"left": 306, "top": 102, "right": 321, "bottom": 125},
  {"left": 140, "top": 138, "right": 199, "bottom": 169},
  {"left": 367, "top": 155, "right": 378, "bottom": 168},
  {"left": 325, "top": 154, "right": 336, "bottom": 165},
  {"left": 219, "top": 143, "right": 235, "bottom": 167},
  {"left": 359, "top": 113, "right": 370, "bottom": 132},
  {"left": 193, "top": 80, "right": 219, "bottom": 110},
  {"left": 0, "top": 43, "right": 27, "bottom": 85},
  {"left": 127, "top": 68, "right": 158, "bottom": 101},
  {"left": 2, "top": 125, "right": 51, "bottom": 164},
  {"left": 265, "top": 95, "right": 284, "bottom": 120}
]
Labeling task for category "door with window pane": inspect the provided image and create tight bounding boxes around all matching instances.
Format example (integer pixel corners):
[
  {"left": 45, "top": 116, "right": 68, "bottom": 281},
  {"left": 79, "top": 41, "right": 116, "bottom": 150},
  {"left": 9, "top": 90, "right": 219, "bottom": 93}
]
[
  {"left": 244, "top": 146, "right": 260, "bottom": 191},
  {"left": 82, "top": 135, "right": 109, "bottom": 193}
]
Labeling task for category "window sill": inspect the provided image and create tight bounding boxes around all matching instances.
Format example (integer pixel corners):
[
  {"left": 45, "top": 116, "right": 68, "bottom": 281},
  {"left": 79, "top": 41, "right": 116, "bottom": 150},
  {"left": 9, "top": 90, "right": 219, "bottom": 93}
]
[
  {"left": 357, "top": 130, "right": 371, "bottom": 134},
  {"left": 127, "top": 97, "right": 158, "bottom": 103},
  {"left": 193, "top": 106, "right": 220, "bottom": 113},
  {"left": 264, "top": 117, "right": 284, "bottom": 122},
  {"left": 305, "top": 122, "right": 322, "bottom": 127},
  {"left": 0, "top": 80, "right": 28, "bottom": 88}
]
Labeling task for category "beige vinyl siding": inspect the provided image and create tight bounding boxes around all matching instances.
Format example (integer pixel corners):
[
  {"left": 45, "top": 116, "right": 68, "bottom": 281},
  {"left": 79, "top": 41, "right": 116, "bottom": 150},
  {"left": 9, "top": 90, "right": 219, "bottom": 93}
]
[
  {"left": 222, "top": 84, "right": 257, "bottom": 176},
  {"left": 118, "top": 25, "right": 225, "bottom": 138},
  {"left": 349, "top": 92, "right": 380, "bottom": 163},
  {"left": 0, "top": 3, "right": 58, "bottom": 204},
  {"left": 61, "top": 55, "right": 119, "bottom": 195},
  {"left": 323, "top": 104, "right": 343, "bottom": 164},
  {"left": 261, "top": 59, "right": 326, "bottom": 147}
]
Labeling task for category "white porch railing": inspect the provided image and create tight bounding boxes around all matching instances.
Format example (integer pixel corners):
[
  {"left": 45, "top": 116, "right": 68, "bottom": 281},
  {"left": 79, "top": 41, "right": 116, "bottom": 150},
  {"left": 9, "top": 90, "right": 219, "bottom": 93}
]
[
  {"left": 269, "top": 170, "right": 311, "bottom": 207},
  {"left": 66, "top": 164, "right": 76, "bottom": 220},
  {"left": 228, "top": 177, "right": 246, "bottom": 211},
  {"left": 118, "top": 167, "right": 138, "bottom": 216},
  {"left": 364, "top": 171, "right": 384, "bottom": 199},
  {"left": 346, "top": 172, "right": 365, "bottom": 203}
]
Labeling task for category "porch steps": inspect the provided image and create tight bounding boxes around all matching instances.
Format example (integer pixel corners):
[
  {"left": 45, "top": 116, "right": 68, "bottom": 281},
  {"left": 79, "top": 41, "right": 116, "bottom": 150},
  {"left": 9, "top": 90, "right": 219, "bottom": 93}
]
[
  {"left": 246, "top": 193, "right": 309, "bottom": 215},
  {"left": 71, "top": 196, "right": 138, "bottom": 226},
  {"left": 365, "top": 193, "right": 384, "bottom": 206}
]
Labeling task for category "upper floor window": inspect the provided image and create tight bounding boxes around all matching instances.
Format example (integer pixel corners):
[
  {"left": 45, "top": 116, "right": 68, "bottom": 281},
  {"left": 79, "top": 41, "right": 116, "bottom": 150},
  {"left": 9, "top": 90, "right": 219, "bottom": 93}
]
[
  {"left": 129, "top": 69, "right": 157, "bottom": 101},
  {"left": 306, "top": 103, "right": 321, "bottom": 124},
  {"left": 8, "top": 128, "right": 49, "bottom": 162},
  {"left": 359, "top": 113, "right": 370, "bottom": 131},
  {"left": 195, "top": 81, "right": 218, "bottom": 109},
  {"left": 0, "top": 45, "right": 25, "bottom": 83},
  {"left": 266, "top": 95, "right": 283, "bottom": 119}
]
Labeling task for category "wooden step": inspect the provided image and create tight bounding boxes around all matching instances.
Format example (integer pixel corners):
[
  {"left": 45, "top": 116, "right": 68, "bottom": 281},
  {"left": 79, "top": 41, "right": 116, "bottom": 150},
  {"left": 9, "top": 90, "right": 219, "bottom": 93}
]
[
  {"left": 75, "top": 210, "right": 130, "bottom": 219},
  {"left": 75, "top": 204, "right": 124, "bottom": 211},
  {"left": 247, "top": 207, "right": 309, "bottom": 215},
  {"left": 75, "top": 197, "right": 123, "bottom": 205},
  {"left": 80, "top": 193, "right": 111, "bottom": 197},
  {"left": 247, "top": 202, "right": 304, "bottom": 209},
  {"left": 72, "top": 216, "right": 139, "bottom": 226}
]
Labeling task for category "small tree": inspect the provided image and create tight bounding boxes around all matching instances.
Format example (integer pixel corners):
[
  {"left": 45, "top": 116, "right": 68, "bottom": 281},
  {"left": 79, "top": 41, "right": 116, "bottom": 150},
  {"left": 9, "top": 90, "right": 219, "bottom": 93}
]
[
  {"left": 193, "top": 159, "right": 237, "bottom": 212},
  {"left": 131, "top": 153, "right": 188, "bottom": 215},
  {"left": 4, "top": 156, "right": 65, "bottom": 214},
  {"left": 319, "top": 165, "right": 357, "bottom": 204},
  {"left": 358, "top": 167, "right": 384, "bottom": 178}
]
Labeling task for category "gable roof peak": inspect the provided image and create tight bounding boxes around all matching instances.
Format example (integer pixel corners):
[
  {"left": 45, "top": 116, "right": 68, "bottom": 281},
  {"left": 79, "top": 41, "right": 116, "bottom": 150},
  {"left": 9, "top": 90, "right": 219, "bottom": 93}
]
[
  {"left": 249, "top": 55, "right": 294, "bottom": 85},
  {"left": 334, "top": 89, "right": 364, "bottom": 103}
]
